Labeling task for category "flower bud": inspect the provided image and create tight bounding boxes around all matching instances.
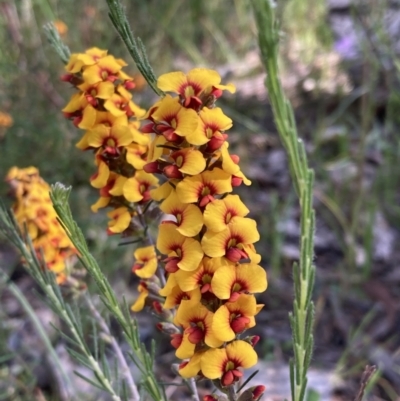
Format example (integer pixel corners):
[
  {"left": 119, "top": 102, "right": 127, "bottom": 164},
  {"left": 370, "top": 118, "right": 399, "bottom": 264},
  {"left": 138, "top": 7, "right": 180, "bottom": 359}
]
[
  {"left": 231, "top": 175, "right": 243, "bottom": 187},
  {"left": 163, "top": 165, "right": 183, "bottom": 179},
  {"left": 230, "top": 154, "right": 240, "bottom": 164},
  {"left": 156, "top": 322, "right": 180, "bottom": 335},
  {"left": 141, "top": 122, "right": 155, "bottom": 133},
  {"left": 124, "top": 80, "right": 136, "bottom": 90},
  {"left": 170, "top": 333, "right": 183, "bottom": 349}
]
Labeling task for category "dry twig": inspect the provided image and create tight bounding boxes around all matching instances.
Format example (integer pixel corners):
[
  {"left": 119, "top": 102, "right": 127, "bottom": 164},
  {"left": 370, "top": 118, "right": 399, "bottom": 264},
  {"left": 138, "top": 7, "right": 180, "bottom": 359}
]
[{"left": 354, "top": 365, "right": 377, "bottom": 401}]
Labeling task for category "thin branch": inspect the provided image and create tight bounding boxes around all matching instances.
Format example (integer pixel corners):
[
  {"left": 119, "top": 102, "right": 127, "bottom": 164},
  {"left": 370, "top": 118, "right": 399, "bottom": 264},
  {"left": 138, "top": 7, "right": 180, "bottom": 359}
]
[
  {"left": 84, "top": 294, "right": 140, "bottom": 401},
  {"left": 354, "top": 365, "right": 377, "bottom": 401},
  {"left": 105, "top": 0, "right": 164, "bottom": 97}
]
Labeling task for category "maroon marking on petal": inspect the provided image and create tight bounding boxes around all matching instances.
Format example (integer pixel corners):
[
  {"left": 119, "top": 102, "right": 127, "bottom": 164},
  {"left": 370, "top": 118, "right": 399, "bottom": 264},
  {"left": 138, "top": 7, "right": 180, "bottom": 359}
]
[
  {"left": 186, "top": 326, "right": 204, "bottom": 344},
  {"left": 231, "top": 316, "right": 250, "bottom": 333},
  {"left": 165, "top": 258, "right": 180, "bottom": 273},
  {"left": 206, "top": 135, "right": 226, "bottom": 152},
  {"left": 132, "top": 263, "right": 143, "bottom": 272},
  {"left": 221, "top": 370, "right": 234, "bottom": 386}
]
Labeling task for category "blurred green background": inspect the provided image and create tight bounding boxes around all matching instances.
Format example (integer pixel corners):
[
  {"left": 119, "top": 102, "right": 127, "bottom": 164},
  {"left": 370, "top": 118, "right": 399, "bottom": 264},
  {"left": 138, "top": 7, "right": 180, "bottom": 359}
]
[{"left": 1, "top": 0, "right": 400, "bottom": 400}]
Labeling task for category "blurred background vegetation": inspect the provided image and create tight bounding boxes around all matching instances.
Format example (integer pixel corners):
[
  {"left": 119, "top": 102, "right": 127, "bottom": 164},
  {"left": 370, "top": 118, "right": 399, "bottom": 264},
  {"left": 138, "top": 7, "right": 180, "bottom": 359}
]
[{"left": 1, "top": 0, "right": 400, "bottom": 400}]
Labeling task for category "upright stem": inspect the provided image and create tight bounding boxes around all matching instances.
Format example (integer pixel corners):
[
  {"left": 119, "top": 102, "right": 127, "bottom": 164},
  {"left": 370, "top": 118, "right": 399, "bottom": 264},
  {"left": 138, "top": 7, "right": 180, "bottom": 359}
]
[{"left": 251, "top": 2, "right": 316, "bottom": 401}]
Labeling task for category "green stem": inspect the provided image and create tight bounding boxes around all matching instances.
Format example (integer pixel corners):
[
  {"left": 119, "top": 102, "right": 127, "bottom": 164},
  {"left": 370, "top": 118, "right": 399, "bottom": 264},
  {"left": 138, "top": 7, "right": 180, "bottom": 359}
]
[
  {"left": 1, "top": 272, "right": 72, "bottom": 394},
  {"left": 251, "top": 2, "right": 316, "bottom": 401},
  {"left": 105, "top": 0, "right": 164, "bottom": 97}
]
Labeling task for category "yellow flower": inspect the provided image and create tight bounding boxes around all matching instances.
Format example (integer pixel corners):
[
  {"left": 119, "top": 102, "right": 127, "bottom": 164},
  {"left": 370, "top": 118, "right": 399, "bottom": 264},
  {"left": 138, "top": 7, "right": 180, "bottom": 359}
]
[
  {"left": 160, "top": 191, "right": 203, "bottom": 237},
  {"left": 82, "top": 55, "right": 124, "bottom": 84},
  {"left": 107, "top": 207, "right": 132, "bottom": 234},
  {"left": 123, "top": 171, "right": 159, "bottom": 203},
  {"left": 175, "top": 168, "right": 232, "bottom": 207},
  {"left": 131, "top": 282, "right": 149, "bottom": 312},
  {"left": 200, "top": 340, "right": 257, "bottom": 385},
  {"left": 149, "top": 95, "right": 198, "bottom": 141},
  {"left": 212, "top": 294, "right": 261, "bottom": 342},
  {"left": 186, "top": 107, "right": 232, "bottom": 146},
  {"left": 201, "top": 218, "right": 260, "bottom": 262},
  {"left": 156, "top": 222, "right": 203, "bottom": 272},
  {"left": 211, "top": 263, "right": 267, "bottom": 301},
  {"left": 203, "top": 194, "right": 249, "bottom": 233},
  {"left": 132, "top": 246, "right": 158, "bottom": 279},
  {"left": 157, "top": 68, "right": 235, "bottom": 108}
]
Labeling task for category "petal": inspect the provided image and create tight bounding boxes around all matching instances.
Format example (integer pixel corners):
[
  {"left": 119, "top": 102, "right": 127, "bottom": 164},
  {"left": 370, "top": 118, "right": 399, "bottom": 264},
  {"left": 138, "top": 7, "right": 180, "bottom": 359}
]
[
  {"left": 91, "top": 196, "right": 110, "bottom": 212},
  {"left": 156, "top": 223, "right": 185, "bottom": 255},
  {"left": 175, "top": 332, "right": 196, "bottom": 359},
  {"left": 107, "top": 207, "right": 131, "bottom": 233},
  {"left": 212, "top": 305, "right": 235, "bottom": 342},
  {"left": 187, "top": 68, "right": 221, "bottom": 93},
  {"left": 236, "top": 264, "right": 268, "bottom": 294},
  {"left": 226, "top": 340, "right": 258, "bottom": 369},
  {"left": 150, "top": 181, "right": 175, "bottom": 202},
  {"left": 172, "top": 148, "right": 206, "bottom": 175},
  {"left": 203, "top": 199, "right": 229, "bottom": 232},
  {"left": 134, "top": 257, "right": 157, "bottom": 278},
  {"left": 90, "top": 161, "right": 110, "bottom": 189},
  {"left": 176, "top": 300, "right": 208, "bottom": 327},
  {"left": 131, "top": 285, "right": 148, "bottom": 312},
  {"left": 201, "top": 229, "right": 230, "bottom": 258},
  {"left": 221, "top": 143, "right": 240, "bottom": 175},
  {"left": 111, "top": 125, "right": 134, "bottom": 147},
  {"left": 211, "top": 264, "right": 237, "bottom": 299},
  {"left": 159, "top": 273, "right": 177, "bottom": 297},
  {"left": 200, "top": 348, "right": 227, "bottom": 379},
  {"left": 96, "top": 81, "right": 116, "bottom": 99},
  {"left": 175, "top": 264, "right": 203, "bottom": 292},
  {"left": 157, "top": 71, "right": 187, "bottom": 93},
  {"left": 108, "top": 175, "right": 127, "bottom": 196},
  {"left": 175, "top": 107, "right": 199, "bottom": 137},
  {"left": 226, "top": 293, "right": 257, "bottom": 316},
  {"left": 176, "top": 175, "right": 203, "bottom": 204},
  {"left": 87, "top": 125, "right": 109, "bottom": 148},
  {"left": 177, "top": 204, "right": 204, "bottom": 237},
  {"left": 160, "top": 192, "right": 203, "bottom": 237},
  {"left": 78, "top": 105, "right": 97, "bottom": 129},
  {"left": 179, "top": 238, "right": 204, "bottom": 271},
  {"left": 179, "top": 351, "right": 204, "bottom": 378},
  {"left": 199, "top": 107, "right": 233, "bottom": 132},
  {"left": 123, "top": 177, "right": 142, "bottom": 202},
  {"left": 229, "top": 218, "right": 260, "bottom": 244}
]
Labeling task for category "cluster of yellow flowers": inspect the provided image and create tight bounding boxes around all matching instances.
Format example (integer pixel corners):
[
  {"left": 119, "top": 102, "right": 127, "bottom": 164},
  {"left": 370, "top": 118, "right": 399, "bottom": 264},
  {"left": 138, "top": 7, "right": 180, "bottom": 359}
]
[
  {"left": 131, "top": 69, "right": 267, "bottom": 395},
  {"left": 61, "top": 48, "right": 158, "bottom": 234},
  {"left": 61, "top": 49, "right": 267, "bottom": 396},
  {"left": 5, "top": 167, "right": 76, "bottom": 284}
]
